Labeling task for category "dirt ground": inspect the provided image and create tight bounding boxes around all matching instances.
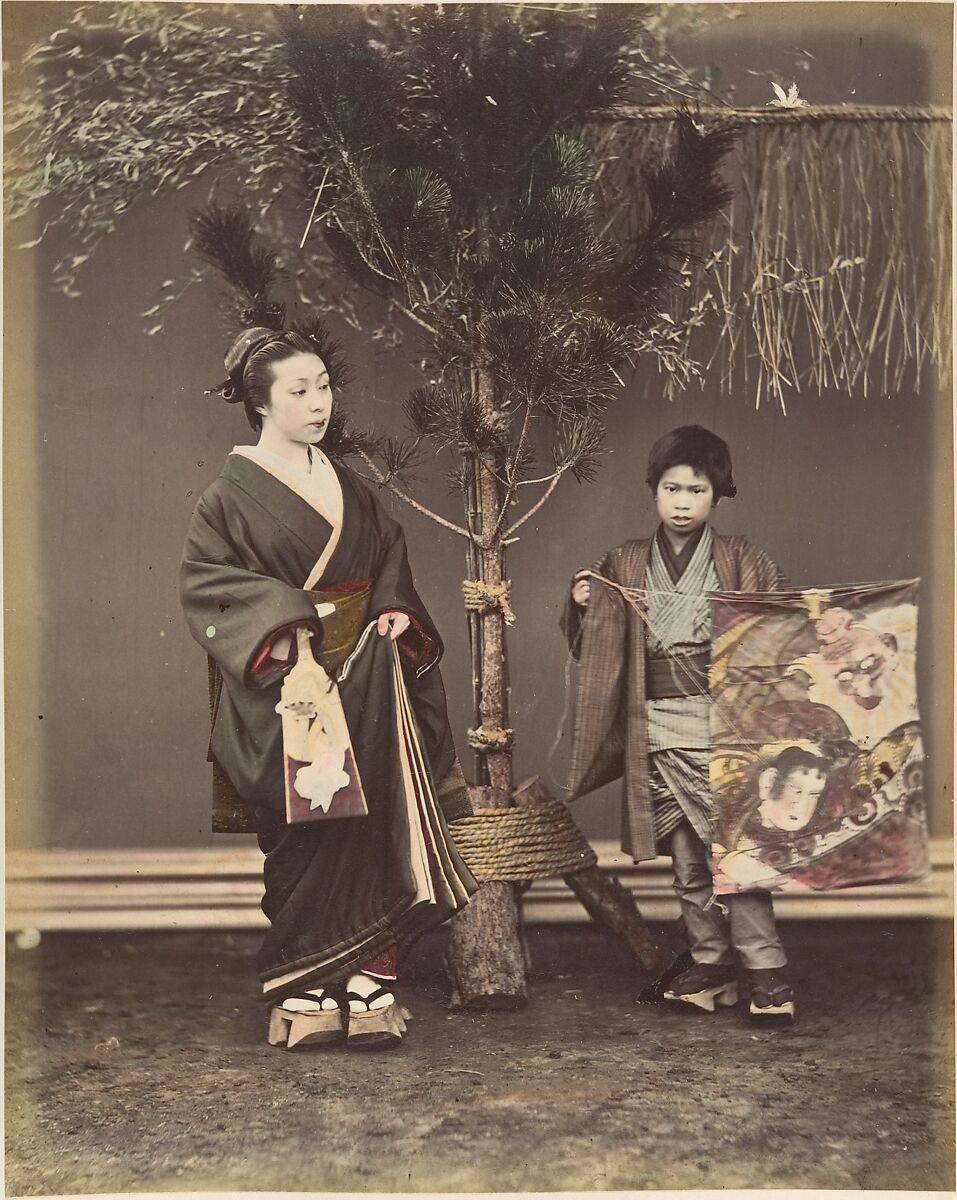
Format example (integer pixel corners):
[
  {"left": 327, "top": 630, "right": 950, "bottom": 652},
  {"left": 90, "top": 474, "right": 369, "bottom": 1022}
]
[{"left": 5, "top": 920, "right": 954, "bottom": 1195}]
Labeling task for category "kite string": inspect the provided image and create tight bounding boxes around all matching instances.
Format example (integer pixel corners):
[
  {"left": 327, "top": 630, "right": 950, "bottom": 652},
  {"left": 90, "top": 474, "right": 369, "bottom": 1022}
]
[
  {"left": 576, "top": 570, "right": 803, "bottom": 760},
  {"left": 545, "top": 650, "right": 580, "bottom": 793},
  {"left": 549, "top": 567, "right": 833, "bottom": 794}
]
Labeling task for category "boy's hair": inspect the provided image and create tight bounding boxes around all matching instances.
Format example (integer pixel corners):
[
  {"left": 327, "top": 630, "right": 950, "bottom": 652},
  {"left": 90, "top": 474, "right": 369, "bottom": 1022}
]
[{"left": 646, "top": 425, "right": 737, "bottom": 500}]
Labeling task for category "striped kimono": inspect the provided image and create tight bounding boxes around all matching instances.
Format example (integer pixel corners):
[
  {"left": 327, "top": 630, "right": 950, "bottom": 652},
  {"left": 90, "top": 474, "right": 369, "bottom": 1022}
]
[{"left": 644, "top": 524, "right": 719, "bottom": 849}]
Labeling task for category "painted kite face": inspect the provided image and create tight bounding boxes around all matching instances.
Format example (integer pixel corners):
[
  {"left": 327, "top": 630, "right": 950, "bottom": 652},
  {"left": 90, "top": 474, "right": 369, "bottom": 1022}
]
[
  {"left": 833, "top": 646, "right": 891, "bottom": 708},
  {"left": 814, "top": 609, "right": 897, "bottom": 710},
  {"left": 759, "top": 766, "right": 827, "bottom": 832}
]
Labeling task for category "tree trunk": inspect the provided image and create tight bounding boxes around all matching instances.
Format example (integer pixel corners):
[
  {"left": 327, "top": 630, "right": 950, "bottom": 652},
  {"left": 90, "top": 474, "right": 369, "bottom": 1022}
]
[
  {"left": 445, "top": 366, "right": 527, "bottom": 1010},
  {"left": 445, "top": 779, "right": 528, "bottom": 1010}
]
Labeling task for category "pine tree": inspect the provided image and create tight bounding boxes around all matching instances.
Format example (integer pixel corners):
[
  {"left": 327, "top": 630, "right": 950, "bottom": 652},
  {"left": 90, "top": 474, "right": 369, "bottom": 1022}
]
[{"left": 258, "top": 4, "right": 738, "bottom": 1005}]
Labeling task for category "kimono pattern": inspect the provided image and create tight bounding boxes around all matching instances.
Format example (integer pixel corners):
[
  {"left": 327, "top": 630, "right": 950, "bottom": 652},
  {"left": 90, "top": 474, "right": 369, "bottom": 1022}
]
[
  {"left": 180, "top": 449, "right": 476, "bottom": 998},
  {"left": 561, "top": 532, "right": 787, "bottom": 862}
]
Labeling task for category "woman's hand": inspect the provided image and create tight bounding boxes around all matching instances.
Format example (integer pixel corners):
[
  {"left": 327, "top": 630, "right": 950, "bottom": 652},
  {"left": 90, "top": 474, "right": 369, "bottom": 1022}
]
[
  {"left": 571, "top": 571, "right": 591, "bottom": 608},
  {"left": 377, "top": 611, "right": 411, "bottom": 640}
]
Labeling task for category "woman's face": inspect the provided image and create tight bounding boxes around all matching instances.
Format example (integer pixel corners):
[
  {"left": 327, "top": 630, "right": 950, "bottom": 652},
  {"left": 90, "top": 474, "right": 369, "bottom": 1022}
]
[{"left": 258, "top": 353, "right": 332, "bottom": 445}]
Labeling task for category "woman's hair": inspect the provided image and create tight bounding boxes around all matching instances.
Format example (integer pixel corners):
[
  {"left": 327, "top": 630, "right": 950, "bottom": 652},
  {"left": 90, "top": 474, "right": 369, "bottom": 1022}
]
[
  {"left": 766, "top": 746, "right": 831, "bottom": 798},
  {"left": 217, "top": 328, "right": 324, "bottom": 431},
  {"left": 646, "top": 425, "right": 737, "bottom": 500}
]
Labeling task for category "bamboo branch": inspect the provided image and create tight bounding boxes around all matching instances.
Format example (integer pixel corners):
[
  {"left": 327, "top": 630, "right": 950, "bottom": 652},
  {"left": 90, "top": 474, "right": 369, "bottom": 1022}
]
[
  {"left": 299, "top": 167, "right": 329, "bottom": 249},
  {"left": 357, "top": 451, "right": 472, "bottom": 539}
]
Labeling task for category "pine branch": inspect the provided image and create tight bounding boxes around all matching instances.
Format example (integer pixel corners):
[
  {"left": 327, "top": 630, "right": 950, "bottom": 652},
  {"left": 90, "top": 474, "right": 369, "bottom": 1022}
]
[
  {"left": 376, "top": 435, "right": 425, "bottom": 486},
  {"left": 356, "top": 451, "right": 471, "bottom": 539},
  {"left": 553, "top": 415, "right": 606, "bottom": 483},
  {"left": 316, "top": 408, "right": 374, "bottom": 461},
  {"left": 610, "top": 110, "right": 740, "bottom": 327},
  {"left": 489, "top": 401, "right": 535, "bottom": 545},
  {"left": 505, "top": 472, "right": 565, "bottom": 539},
  {"left": 405, "top": 383, "right": 465, "bottom": 443}
]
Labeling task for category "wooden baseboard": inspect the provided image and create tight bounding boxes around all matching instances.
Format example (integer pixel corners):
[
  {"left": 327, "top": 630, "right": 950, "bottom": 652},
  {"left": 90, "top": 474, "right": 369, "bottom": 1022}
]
[{"left": 6, "top": 839, "right": 952, "bottom": 932}]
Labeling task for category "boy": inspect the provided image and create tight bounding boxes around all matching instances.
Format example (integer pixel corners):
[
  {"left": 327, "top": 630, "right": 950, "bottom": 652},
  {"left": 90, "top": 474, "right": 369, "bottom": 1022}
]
[{"left": 561, "top": 425, "right": 795, "bottom": 1023}]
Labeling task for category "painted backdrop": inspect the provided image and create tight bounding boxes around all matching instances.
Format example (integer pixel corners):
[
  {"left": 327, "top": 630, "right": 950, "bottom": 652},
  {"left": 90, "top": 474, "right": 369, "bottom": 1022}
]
[{"left": 4, "top": 2, "right": 952, "bottom": 858}]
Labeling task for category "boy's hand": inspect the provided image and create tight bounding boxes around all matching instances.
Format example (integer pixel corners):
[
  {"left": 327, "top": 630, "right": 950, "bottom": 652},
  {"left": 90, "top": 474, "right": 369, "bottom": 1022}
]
[{"left": 571, "top": 571, "right": 591, "bottom": 608}]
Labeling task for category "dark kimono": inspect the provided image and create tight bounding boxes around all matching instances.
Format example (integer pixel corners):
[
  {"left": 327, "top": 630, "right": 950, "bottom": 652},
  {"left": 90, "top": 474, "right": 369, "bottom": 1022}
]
[{"left": 180, "top": 448, "right": 476, "bottom": 1000}]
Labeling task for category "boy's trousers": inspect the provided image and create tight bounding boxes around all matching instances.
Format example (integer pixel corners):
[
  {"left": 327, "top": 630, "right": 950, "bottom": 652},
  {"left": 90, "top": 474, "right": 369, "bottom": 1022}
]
[{"left": 668, "top": 820, "right": 787, "bottom": 969}]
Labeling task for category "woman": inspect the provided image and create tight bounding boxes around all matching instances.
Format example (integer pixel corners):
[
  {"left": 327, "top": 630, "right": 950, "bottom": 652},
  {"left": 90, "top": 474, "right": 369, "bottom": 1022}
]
[{"left": 180, "top": 326, "right": 476, "bottom": 1050}]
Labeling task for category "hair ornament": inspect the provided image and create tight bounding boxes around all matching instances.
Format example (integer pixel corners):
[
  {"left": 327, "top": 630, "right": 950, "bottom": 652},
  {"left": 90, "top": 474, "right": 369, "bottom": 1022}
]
[
  {"left": 241, "top": 302, "right": 285, "bottom": 328},
  {"left": 205, "top": 379, "right": 242, "bottom": 403}
]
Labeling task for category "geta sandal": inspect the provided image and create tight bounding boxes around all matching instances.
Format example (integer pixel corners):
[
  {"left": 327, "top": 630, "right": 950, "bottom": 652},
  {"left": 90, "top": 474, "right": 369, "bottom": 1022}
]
[
  {"left": 746, "top": 969, "right": 796, "bottom": 1025},
  {"left": 268, "top": 989, "right": 345, "bottom": 1049},
  {"left": 663, "top": 963, "right": 739, "bottom": 1013},
  {"left": 346, "top": 984, "right": 410, "bottom": 1049}
]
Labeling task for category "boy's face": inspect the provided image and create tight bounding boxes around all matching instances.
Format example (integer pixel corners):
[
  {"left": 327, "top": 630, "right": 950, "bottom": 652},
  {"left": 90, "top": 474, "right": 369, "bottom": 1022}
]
[{"left": 655, "top": 465, "right": 714, "bottom": 543}]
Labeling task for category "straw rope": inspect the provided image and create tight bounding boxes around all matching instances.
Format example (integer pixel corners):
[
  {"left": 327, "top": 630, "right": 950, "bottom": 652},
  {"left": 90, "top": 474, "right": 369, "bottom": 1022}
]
[
  {"left": 451, "top": 799, "right": 598, "bottom": 882},
  {"left": 462, "top": 579, "right": 516, "bottom": 625},
  {"left": 467, "top": 725, "right": 515, "bottom": 753}
]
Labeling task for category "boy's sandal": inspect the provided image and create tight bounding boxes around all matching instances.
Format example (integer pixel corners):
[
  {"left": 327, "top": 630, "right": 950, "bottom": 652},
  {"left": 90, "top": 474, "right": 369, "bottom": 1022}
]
[
  {"left": 345, "top": 985, "right": 410, "bottom": 1050},
  {"left": 747, "top": 970, "right": 796, "bottom": 1025},
  {"left": 268, "top": 988, "right": 345, "bottom": 1050},
  {"left": 662, "top": 963, "right": 739, "bottom": 1013}
]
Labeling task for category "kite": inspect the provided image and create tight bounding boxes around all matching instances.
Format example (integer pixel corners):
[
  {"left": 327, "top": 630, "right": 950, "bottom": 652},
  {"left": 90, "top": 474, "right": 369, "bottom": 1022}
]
[{"left": 709, "top": 580, "right": 928, "bottom": 894}]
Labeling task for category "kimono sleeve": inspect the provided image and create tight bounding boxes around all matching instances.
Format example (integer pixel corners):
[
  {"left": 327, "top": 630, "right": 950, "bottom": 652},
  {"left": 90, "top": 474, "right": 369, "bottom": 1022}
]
[
  {"left": 179, "top": 493, "right": 320, "bottom": 687},
  {"left": 565, "top": 548, "right": 630, "bottom": 799},
  {"left": 750, "top": 541, "right": 791, "bottom": 592},
  {"left": 560, "top": 552, "right": 616, "bottom": 660}
]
